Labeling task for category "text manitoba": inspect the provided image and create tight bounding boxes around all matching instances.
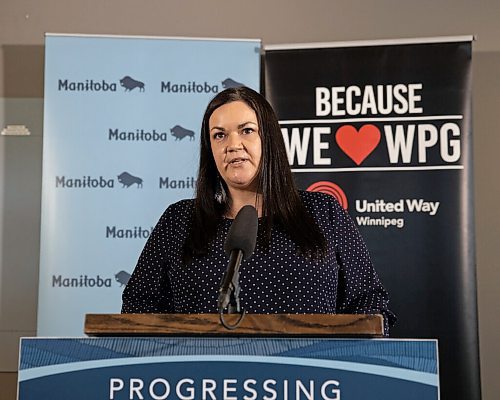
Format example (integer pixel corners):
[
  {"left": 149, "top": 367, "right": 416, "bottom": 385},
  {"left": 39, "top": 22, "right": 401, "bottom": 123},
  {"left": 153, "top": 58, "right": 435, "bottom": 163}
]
[
  {"left": 109, "top": 128, "right": 168, "bottom": 142},
  {"left": 106, "top": 226, "right": 154, "bottom": 239},
  {"left": 161, "top": 81, "right": 218, "bottom": 93},
  {"left": 159, "top": 177, "right": 196, "bottom": 189},
  {"left": 56, "top": 176, "right": 114, "bottom": 188},
  {"left": 52, "top": 275, "right": 112, "bottom": 288},
  {"left": 58, "top": 79, "right": 117, "bottom": 92}
]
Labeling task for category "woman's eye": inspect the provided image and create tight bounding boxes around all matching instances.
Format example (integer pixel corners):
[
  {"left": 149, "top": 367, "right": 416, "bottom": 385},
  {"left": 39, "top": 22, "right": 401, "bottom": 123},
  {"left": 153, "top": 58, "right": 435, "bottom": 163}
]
[
  {"left": 242, "top": 127, "right": 254, "bottom": 134},
  {"left": 213, "top": 132, "right": 225, "bottom": 140}
]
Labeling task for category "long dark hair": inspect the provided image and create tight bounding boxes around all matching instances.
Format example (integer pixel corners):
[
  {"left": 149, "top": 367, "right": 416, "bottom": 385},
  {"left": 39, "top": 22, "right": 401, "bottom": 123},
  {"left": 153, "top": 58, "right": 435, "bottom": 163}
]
[{"left": 183, "top": 87, "right": 327, "bottom": 263}]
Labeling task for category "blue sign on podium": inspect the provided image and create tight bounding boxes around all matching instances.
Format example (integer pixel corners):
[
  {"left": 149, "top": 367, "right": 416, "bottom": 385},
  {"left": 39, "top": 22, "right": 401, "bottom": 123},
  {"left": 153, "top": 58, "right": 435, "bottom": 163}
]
[{"left": 18, "top": 337, "right": 439, "bottom": 399}]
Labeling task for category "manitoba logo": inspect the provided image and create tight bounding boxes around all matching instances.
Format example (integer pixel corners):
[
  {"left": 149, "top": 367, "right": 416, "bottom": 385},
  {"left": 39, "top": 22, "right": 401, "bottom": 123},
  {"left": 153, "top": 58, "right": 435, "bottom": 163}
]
[
  {"left": 222, "top": 78, "right": 245, "bottom": 89},
  {"left": 307, "top": 181, "right": 348, "bottom": 210},
  {"left": 171, "top": 125, "right": 195, "bottom": 141},
  {"left": 119, "top": 76, "right": 145, "bottom": 92},
  {"left": 117, "top": 172, "right": 143, "bottom": 188},
  {"left": 57, "top": 75, "right": 145, "bottom": 93},
  {"left": 55, "top": 172, "right": 144, "bottom": 189},
  {"left": 115, "top": 270, "right": 131, "bottom": 287}
]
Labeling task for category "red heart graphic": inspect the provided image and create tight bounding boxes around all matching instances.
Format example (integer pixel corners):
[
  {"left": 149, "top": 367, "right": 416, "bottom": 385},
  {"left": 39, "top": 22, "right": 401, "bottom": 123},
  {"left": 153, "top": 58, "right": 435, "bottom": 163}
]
[{"left": 335, "top": 124, "right": 381, "bottom": 165}]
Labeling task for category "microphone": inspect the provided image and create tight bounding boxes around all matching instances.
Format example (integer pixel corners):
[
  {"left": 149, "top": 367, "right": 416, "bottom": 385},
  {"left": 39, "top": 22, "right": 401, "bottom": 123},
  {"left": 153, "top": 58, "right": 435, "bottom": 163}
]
[{"left": 218, "top": 205, "right": 258, "bottom": 313}]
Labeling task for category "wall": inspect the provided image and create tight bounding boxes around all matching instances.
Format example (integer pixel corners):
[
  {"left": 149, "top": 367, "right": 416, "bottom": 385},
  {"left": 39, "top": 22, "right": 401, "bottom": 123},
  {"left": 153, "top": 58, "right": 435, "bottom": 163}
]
[{"left": 1, "top": 1, "right": 499, "bottom": 399}]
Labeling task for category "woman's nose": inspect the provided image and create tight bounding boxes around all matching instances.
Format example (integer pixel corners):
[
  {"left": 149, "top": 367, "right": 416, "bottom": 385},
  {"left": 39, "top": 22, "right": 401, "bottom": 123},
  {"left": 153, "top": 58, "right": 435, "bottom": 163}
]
[{"left": 226, "top": 132, "right": 243, "bottom": 151}]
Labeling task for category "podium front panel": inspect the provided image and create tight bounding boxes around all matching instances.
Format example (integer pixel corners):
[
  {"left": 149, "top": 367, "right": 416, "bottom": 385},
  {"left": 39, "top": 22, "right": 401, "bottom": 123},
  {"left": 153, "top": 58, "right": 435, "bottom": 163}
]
[{"left": 18, "top": 337, "right": 439, "bottom": 399}]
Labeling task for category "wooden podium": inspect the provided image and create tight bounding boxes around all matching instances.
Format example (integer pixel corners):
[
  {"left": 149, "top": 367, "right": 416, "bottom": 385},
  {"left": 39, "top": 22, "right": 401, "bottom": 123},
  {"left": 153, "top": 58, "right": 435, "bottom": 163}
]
[
  {"left": 19, "top": 314, "right": 440, "bottom": 399},
  {"left": 84, "top": 313, "right": 384, "bottom": 336}
]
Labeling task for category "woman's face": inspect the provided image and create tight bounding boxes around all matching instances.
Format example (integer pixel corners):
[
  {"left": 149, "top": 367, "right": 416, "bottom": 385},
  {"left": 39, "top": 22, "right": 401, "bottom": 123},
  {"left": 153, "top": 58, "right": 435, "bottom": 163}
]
[{"left": 209, "top": 100, "right": 262, "bottom": 193}]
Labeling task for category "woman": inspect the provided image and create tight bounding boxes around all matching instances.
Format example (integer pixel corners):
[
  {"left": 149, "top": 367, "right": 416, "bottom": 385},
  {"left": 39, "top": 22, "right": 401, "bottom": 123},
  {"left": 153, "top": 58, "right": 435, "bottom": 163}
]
[{"left": 122, "top": 87, "right": 395, "bottom": 333}]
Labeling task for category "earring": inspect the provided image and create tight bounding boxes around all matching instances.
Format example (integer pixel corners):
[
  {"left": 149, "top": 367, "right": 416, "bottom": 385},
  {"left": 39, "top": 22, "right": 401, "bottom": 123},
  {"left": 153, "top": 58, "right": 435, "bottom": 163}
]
[{"left": 215, "top": 176, "right": 227, "bottom": 204}]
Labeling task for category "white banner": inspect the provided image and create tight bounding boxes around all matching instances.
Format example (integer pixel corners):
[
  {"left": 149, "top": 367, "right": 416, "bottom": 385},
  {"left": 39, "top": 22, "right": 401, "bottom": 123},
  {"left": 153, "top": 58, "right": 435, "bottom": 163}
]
[{"left": 38, "top": 34, "right": 261, "bottom": 335}]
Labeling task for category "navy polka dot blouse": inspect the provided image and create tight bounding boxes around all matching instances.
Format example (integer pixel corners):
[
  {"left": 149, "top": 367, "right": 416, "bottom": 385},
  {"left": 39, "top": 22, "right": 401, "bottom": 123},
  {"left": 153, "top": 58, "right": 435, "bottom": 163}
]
[{"left": 122, "top": 191, "right": 395, "bottom": 334}]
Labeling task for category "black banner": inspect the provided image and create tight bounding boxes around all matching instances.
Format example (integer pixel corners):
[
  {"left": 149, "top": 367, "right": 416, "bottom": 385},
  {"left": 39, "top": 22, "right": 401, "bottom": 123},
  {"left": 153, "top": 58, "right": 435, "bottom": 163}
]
[{"left": 264, "top": 38, "right": 479, "bottom": 400}]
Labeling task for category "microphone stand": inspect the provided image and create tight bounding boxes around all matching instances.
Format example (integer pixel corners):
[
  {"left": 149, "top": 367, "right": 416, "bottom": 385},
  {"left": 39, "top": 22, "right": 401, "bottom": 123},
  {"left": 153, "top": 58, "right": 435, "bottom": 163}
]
[{"left": 218, "top": 252, "right": 246, "bottom": 330}]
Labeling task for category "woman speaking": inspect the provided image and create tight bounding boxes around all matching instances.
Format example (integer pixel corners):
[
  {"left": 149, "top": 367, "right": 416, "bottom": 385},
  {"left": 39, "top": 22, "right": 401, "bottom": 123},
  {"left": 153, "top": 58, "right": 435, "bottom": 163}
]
[{"left": 122, "top": 87, "right": 395, "bottom": 334}]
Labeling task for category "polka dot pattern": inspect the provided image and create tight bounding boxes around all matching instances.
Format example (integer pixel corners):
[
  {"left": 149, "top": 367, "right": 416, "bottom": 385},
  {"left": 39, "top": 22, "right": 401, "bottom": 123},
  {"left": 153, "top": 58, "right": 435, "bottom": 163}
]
[{"left": 122, "top": 191, "right": 395, "bottom": 334}]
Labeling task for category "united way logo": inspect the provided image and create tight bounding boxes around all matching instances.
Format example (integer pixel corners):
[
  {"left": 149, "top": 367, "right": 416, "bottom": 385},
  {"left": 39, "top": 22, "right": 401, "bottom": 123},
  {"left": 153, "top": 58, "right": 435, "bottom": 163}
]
[
  {"left": 307, "top": 181, "right": 348, "bottom": 210},
  {"left": 171, "top": 125, "right": 195, "bottom": 141},
  {"left": 117, "top": 172, "right": 143, "bottom": 188},
  {"left": 119, "top": 76, "right": 145, "bottom": 92}
]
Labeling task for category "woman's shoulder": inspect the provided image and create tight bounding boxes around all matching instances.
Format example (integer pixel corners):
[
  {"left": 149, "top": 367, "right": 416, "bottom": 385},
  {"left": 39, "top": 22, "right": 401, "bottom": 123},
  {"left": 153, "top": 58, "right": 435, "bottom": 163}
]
[
  {"left": 166, "top": 198, "right": 195, "bottom": 212},
  {"left": 159, "top": 198, "right": 195, "bottom": 223},
  {"left": 298, "top": 190, "right": 347, "bottom": 229},
  {"left": 298, "top": 190, "right": 342, "bottom": 211},
  {"left": 151, "top": 199, "right": 195, "bottom": 241}
]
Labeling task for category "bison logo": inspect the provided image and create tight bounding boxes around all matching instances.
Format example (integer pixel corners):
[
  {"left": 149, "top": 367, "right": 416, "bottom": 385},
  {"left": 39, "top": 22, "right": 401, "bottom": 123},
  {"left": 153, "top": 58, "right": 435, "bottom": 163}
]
[
  {"left": 117, "top": 172, "right": 143, "bottom": 188},
  {"left": 120, "top": 76, "right": 145, "bottom": 92},
  {"left": 171, "top": 125, "right": 195, "bottom": 141},
  {"left": 115, "top": 270, "right": 131, "bottom": 287},
  {"left": 222, "top": 78, "right": 244, "bottom": 89}
]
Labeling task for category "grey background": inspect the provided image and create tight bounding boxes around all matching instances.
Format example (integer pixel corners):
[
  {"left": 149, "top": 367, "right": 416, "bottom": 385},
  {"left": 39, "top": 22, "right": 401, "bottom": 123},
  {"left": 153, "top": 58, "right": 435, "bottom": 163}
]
[{"left": 0, "top": 1, "right": 498, "bottom": 399}]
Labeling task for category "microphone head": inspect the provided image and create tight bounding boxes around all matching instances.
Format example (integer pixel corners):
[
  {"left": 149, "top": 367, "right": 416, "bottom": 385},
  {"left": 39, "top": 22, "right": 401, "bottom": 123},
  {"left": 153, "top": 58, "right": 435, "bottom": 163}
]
[{"left": 224, "top": 205, "right": 258, "bottom": 260}]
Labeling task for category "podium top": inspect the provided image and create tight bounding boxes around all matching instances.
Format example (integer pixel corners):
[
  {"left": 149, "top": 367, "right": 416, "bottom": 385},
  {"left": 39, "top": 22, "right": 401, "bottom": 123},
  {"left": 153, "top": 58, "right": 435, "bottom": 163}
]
[{"left": 84, "top": 313, "right": 384, "bottom": 337}]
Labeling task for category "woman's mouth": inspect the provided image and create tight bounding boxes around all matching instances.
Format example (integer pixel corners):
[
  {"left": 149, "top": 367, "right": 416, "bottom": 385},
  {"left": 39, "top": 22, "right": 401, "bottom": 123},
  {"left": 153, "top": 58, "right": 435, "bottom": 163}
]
[{"left": 228, "top": 157, "right": 248, "bottom": 166}]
